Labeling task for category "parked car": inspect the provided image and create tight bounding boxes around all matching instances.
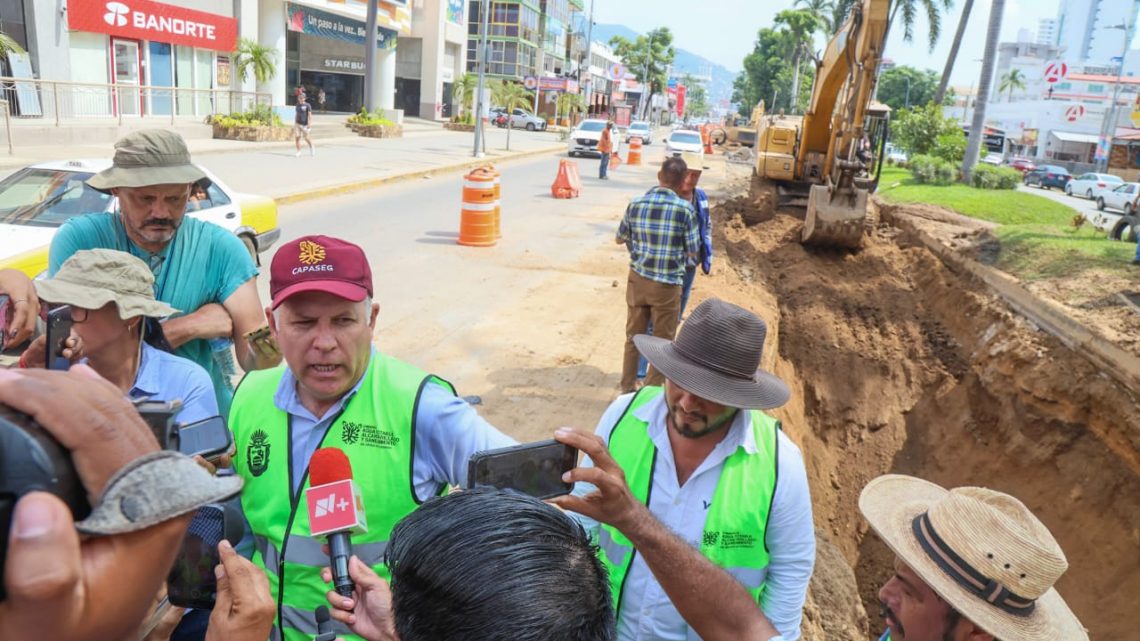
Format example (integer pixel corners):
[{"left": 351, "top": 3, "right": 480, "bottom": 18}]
[
  {"left": 1022, "top": 165, "right": 1072, "bottom": 189},
  {"left": 664, "top": 129, "right": 704, "bottom": 160},
  {"left": 567, "top": 119, "right": 609, "bottom": 157},
  {"left": 0, "top": 159, "right": 280, "bottom": 279},
  {"left": 885, "top": 144, "right": 908, "bottom": 163},
  {"left": 1006, "top": 157, "right": 1037, "bottom": 173},
  {"left": 1096, "top": 182, "right": 1140, "bottom": 215},
  {"left": 1064, "top": 172, "right": 1124, "bottom": 199},
  {"left": 625, "top": 121, "right": 652, "bottom": 145},
  {"left": 497, "top": 108, "right": 546, "bottom": 131},
  {"left": 980, "top": 152, "right": 1003, "bottom": 166}
]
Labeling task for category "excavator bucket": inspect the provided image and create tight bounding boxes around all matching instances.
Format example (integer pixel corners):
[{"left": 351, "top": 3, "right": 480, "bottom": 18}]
[{"left": 801, "top": 184, "right": 867, "bottom": 248}]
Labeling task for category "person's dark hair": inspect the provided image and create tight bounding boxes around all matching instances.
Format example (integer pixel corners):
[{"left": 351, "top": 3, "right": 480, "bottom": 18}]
[
  {"left": 661, "top": 156, "right": 688, "bottom": 187},
  {"left": 142, "top": 317, "right": 175, "bottom": 353},
  {"left": 385, "top": 488, "right": 614, "bottom": 641}
]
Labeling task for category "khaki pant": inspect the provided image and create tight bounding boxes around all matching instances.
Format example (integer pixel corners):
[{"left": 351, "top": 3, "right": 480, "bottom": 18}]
[{"left": 622, "top": 268, "right": 681, "bottom": 392}]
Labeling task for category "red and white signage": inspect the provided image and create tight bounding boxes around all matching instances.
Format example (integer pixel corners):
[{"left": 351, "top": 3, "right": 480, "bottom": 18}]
[
  {"left": 70, "top": 0, "right": 238, "bottom": 52},
  {"left": 1043, "top": 61, "right": 1068, "bottom": 84},
  {"left": 306, "top": 479, "right": 368, "bottom": 536},
  {"left": 1064, "top": 104, "right": 1085, "bottom": 122}
]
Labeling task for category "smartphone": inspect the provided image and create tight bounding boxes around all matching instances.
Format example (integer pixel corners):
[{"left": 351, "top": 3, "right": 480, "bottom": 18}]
[
  {"left": 167, "top": 502, "right": 245, "bottom": 609},
  {"left": 45, "top": 306, "right": 73, "bottom": 371},
  {"left": 178, "top": 416, "right": 234, "bottom": 462},
  {"left": 467, "top": 439, "right": 578, "bottom": 500}
]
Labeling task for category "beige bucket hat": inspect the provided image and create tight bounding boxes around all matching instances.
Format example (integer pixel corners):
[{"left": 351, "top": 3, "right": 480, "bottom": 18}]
[
  {"left": 87, "top": 129, "right": 207, "bottom": 193},
  {"left": 859, "top": 475, "right": 1088, "bottom": 641},
  {"left": 35, "top": 249, "right": 178, "bottom": 319}
]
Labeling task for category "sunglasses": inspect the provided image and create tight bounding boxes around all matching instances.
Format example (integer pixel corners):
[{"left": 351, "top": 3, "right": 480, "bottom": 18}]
[{"left": 38, "top": 304, "right": 90, "bottom": 324}]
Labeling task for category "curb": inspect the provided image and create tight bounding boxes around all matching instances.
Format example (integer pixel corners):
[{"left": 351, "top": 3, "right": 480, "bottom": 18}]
[{"left": 271, "top": 144, "right": 566, "bottom": 206}]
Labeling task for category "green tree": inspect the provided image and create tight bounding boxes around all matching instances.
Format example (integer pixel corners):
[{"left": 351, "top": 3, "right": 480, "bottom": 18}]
[
  {"left": 999, "top": 68, "right": 1026, "bottom": 101},
  {"left": 877, "top": 66, "right": 940, "bottom": 111},
  {"left": 453, "top": 73, "right": 478, "bottom": 120},
  {"left": 233, "top": 37, "right": 277, "bottom": 85},
  {"left": 732, "top": 24, "right": 815, "bottom": 115},
  {"left": 556, "top": 91, "right": 585, "bottom": 125},
  {"left": 934, "top": 0, "right": 975, "bottom": 103},
  {"left": 963, "top": 0, "right": 1005, "bottom": 181},
  {"left": 491, "top": 80, "right": 534, "bottom": 150},
  {"left": 774, "top": 10, "right": 824, "bottom": 114},
  {"left": 610, "top": 28, "right": 676, "bottom": 120},
  {"left": 888, "top": 0, "right": 956, "bottom": 52},
  {"left": 794, "top": 0, "right": 835, "bottom": 33},
  {"left": 891, "top": 102, "right": 961, "bottom": 156},
  {"left": 679, "top": 74, "right": 710, "bottom": 120},
  {"left": 0, "top": 32, "right": 24, "bottom": 57},
  {"left": 832, "top": 0, "right": 858, "bottom": 31}
]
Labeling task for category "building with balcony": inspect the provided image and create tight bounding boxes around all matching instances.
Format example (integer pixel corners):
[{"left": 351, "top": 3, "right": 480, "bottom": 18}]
[
  {"left": 398, "top": 0, "right": 467, "bottom": 119},
  {"left": 465, "top": 0, "right": 542, "bottom": 80}
]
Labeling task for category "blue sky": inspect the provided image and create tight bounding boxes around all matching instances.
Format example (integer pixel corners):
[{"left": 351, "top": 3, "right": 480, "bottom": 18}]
[{"left": 593, "top": 0, "right": 1069, "bottom": 87}]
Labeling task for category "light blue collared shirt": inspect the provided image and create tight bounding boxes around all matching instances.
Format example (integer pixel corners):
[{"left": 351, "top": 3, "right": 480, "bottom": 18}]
[{"left": 127, "top": 342, "right": 219, "bottom": 425}]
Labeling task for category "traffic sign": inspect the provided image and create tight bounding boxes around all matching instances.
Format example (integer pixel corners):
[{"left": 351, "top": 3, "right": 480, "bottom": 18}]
[
  {"left": 1064, "top": 104, "right": 1085, "bottom": 122},
  {"left": 523, "top": 76, "right": 538, "bottom": 90},
  {"left": 1044, "top": 60, "right": 1068, "bottom": 84}
]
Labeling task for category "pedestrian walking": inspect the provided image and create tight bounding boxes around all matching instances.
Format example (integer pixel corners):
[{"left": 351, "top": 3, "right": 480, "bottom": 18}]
[
  {"left": 861, "top": 474, "right": 1089, "bottom": 641},
  {"left": 571, "top": 298, "right": 816, "bottom": 641},
  {"left": 598, "top": 121, "right": 614, "bottom": 179},
  {"left": 615, "top": 156, "right": 698, "bottom": 393},
  {"left": 294, "top": 93, "right": 314, "bottom": 157}
]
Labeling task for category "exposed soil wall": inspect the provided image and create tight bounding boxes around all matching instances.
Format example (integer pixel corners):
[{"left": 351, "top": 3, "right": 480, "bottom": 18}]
[{"left": 693, "top": 195, "right": 1140, "bottom": 640}]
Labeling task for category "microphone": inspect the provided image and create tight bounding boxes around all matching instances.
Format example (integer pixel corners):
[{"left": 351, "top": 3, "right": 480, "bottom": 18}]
[
  {"left": 307, "top": 448, "right": 368, "bottom": 598},
  {"left": 314, "top": 605, "right": 337, "bottom": 641}
]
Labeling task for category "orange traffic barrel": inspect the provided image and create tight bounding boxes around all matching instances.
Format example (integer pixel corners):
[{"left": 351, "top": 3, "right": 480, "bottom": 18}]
[
  {"left": 485, "top": 164, "right": 502, "bottom": 239},
  {"left": 458, "top": 168, "right": 497, "bottom": 247},
  {"left": 627, "top": 137, "right": 642, "bottom": 165}
]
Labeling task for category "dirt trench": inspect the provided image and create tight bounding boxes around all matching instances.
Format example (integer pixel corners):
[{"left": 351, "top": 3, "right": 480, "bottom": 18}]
[{"left": 694, "top": 193, "right": 1140, "bottom": 641}]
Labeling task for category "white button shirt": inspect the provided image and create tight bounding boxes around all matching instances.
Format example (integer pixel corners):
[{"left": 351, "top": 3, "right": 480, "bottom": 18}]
[{"left": 572, "top": 393, "right": 816, "bottom": 641}]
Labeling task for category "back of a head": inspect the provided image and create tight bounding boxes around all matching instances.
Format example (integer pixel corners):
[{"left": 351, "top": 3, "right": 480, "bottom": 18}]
[
  {"left": 661, "top": 157, "right": 688, "bottom": 188},
  {"left": 385, "top": 488, "right": 614, "bottom": 641}
]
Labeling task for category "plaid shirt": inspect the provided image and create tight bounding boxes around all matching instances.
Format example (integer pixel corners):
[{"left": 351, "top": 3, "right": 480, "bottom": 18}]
[{"left": 617, "top": 186, "right": 699, "bottom": 285}]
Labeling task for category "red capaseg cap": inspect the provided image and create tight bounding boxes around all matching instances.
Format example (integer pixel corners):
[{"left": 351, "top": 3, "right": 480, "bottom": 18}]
[{"left": 270, "top": 235, "right": 373, "bottom": 309}]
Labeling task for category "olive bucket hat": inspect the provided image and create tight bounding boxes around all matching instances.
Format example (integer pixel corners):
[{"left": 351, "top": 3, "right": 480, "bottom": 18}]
[
  {"left": 87, "top": 129, "right": 207, "bottom": 193},
  {"left": 35, "top": 249, "right": 179, "bottom": 319}
]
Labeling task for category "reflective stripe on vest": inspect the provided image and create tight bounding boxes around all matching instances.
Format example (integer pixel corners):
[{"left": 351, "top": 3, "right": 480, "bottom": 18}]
[
  {"left": 598, "top": 386, "right": 780, "bottom": 620},
  {"left": 231, "top": 354, "right": 454, "bottom": 641}
]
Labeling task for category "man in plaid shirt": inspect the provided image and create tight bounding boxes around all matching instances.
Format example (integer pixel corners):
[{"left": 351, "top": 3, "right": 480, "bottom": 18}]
[{"left": 616, "top": 156, "right": 699, "bottom": 393}]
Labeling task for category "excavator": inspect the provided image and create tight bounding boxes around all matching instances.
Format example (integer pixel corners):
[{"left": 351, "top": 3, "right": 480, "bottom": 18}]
[{"left": 752, "top": 0, "right": 890, "bottom": 248}]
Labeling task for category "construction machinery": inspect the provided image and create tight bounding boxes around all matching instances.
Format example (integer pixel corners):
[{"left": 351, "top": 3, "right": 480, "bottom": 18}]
[
  {"left": 753, "top": 0, "right": 890, "bottom": 248},
  {"left": 721, "top": 101, "right": 767, "bottom": 148}
]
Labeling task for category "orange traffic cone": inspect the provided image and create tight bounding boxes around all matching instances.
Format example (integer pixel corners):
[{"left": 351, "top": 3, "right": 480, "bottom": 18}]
[
  {"left": 702, "top": 125, "right": 714, "bottom": 155},
  {"left": 610, "top": 151, "right": 622, "bottom": 170},
  {"left": 552, "top": 159, "right": 581, "bottom": 198},
  {"left": 627, "top": 137, "right": 643, "bottom": 165},
  {"left": 458, "top": 168, "right": 497, "bottom": 246}
]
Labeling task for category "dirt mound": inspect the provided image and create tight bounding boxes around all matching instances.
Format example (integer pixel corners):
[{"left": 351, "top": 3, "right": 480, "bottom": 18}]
[{"left": 691, "top": 200, "right": 1140, "bottom": 640}]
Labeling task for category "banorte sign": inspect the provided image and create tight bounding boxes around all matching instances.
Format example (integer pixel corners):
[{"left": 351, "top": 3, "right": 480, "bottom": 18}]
[{"left": 70, "top": 0, "right": 238, "bottom": 52}]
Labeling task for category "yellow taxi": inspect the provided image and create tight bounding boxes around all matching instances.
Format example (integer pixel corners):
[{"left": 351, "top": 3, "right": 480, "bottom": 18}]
[{"left": 0, "top": 159, "right": 280, "bottom": 278}]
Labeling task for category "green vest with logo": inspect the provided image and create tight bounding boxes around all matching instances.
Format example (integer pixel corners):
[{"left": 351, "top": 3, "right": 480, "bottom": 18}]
[
  {"left": 598, "top": 386, "right": 780, "bottom": 619},
  {"left": 230, "top": 353, "right": 453, "bottom": 641}
]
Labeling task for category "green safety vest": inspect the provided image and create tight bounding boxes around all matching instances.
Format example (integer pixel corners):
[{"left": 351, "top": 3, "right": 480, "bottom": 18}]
[
  {"left": 230, "top": 354, "right": 453, "bottom": 641},
  {"left": 598, "top": 386, "right": 780, "bottom": 620}
]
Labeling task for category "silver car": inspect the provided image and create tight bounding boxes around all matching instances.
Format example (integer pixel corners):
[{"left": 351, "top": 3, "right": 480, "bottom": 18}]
[
  {"left": 1095, "top": 181, "right": 1140, "bottom": 214},
  {"left": 1065, "top": 172, "right": 1123, "bottom": 199}
]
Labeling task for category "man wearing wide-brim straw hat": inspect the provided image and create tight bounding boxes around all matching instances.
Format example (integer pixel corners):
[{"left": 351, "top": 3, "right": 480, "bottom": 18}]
[
  {"left": 861, "top": 474, "right": 1089, "bottom": 641},
  {"left": 46, "top": 129, "right": 281, "bottom": 416},
  {"left": 568, "top": 297, "right": 816, "bottom": 641}
]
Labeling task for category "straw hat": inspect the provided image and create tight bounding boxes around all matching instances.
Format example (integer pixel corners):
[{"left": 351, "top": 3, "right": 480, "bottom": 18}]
[
  {"left": 35, "top": 249, "right": 178, "bottom": 319},
  {"left": 634, "top": 299, "right": 789, "bottom": 409},
  {"left": 859, "top": 475, "right": 1088, "bottom": 641},
  {"left": 87, "top": 129, "right": 206, "bottom": 193}
]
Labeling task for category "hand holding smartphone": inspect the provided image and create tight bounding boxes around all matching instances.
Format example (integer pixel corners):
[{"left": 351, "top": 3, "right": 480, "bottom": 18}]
[
  {"left": 45, "top": 305, "right": 74, "bottom": 371},
  {"left": 467, "top": 439, "right": 579, "bottom": 500}
]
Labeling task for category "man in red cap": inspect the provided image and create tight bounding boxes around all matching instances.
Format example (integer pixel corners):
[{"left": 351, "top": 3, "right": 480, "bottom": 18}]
[{"left": 228, "top": 235, "right": 515, "bottom": 641}]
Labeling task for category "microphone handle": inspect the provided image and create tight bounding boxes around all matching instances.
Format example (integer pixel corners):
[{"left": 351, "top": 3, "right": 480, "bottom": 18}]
[{"left": 328, "top": 532, "right": 355, "bottom": 597}]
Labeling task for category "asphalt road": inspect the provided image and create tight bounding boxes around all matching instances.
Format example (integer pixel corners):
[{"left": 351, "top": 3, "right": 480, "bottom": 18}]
[{"left": 1017, "top": 181, "right": 1125, "bottom": 233}]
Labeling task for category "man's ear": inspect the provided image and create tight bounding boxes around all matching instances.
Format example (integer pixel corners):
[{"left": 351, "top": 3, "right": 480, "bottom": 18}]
[
  {"left": 266, "top": 307, "right": 277, "bottom": 337},
  {"left": 960, "top": 617, "right": 996, "bottom": 641},
  {"left": 368, "top": 302, "right": 380, "bottom": 330}
]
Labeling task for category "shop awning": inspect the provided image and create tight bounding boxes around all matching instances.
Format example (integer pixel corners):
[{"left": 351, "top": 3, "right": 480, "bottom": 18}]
[{"left": 1050, "top": 131, "right": 1099, "bottom": 144}]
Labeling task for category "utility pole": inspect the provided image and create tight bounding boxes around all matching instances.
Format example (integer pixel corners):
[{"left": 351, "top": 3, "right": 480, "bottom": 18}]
[
  {"left": 583, "top": 0, "right": 595, "bottom": 115},
  {"left": 1096, "top": 15, "right": 1132, "bottom": 172},
  {"left": 363, "top": 0, "right": 379, "bottom": 111},
  {"left": 473, "top": 0, "right": 490, "bottom": 158}
]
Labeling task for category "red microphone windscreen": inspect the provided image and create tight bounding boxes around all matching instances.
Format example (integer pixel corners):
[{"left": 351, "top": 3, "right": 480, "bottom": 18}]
[{"left": 309, "top": 447, "right": 353, "bottom": 486}]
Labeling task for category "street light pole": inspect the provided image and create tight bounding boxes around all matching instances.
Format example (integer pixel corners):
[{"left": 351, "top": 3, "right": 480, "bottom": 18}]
[
  {"left": 583, "top": 0, "right": 595, "bottom": 115},
  {"left": 473, "top": 0, "right": 491, "bottom": 158},
  {"left": 1096, "top": 16, "right": 1132, "bottom": 172},
  {"left": 363, "top": 0, "right": 379, "bottom": 111}
]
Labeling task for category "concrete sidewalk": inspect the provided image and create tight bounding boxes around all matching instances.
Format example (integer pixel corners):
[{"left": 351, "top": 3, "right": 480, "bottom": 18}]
[{"left": 0, "top": 126, "right": 567, "bottom": 203}]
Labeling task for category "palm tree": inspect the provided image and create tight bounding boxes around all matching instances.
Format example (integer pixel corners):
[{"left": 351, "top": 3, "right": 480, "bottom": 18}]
[
  {"left": 0, "top": 32, "right": 24, "bottom": 56},
  {"left": 832, "top": 0, "right": 858, "bottom": 31},
  {"left": 454, "top": 73, "right": 478, "bottom": 121},
  {"left": 774, "top": 10, "right": 823, "bottom": 113},
  {"left": 610, "top": 28, "right": 676, "bottom": 120},
  {"left": 888, "top": 0, "right": 956, "bottom": 52},
  {"left": 794, "top": 0, "right": 835, "bottom": 33},
  {"left": 999, "top": 68, "right": 1026, "bottom": 102},
  {"left": 962, "top": 0, "right": 1005, "bottom": 182},
  {"left": 233, "top": 38, "right": 277, "bottom": 86},
  {"left": 490, "top": 80, "right": 534, "bottom": 150},
  {"left": 556, "top": 92, "right": 585, "bottom": 125},
  {"left": 933, "top": 0, "right": 974, "bottom": 104}
]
